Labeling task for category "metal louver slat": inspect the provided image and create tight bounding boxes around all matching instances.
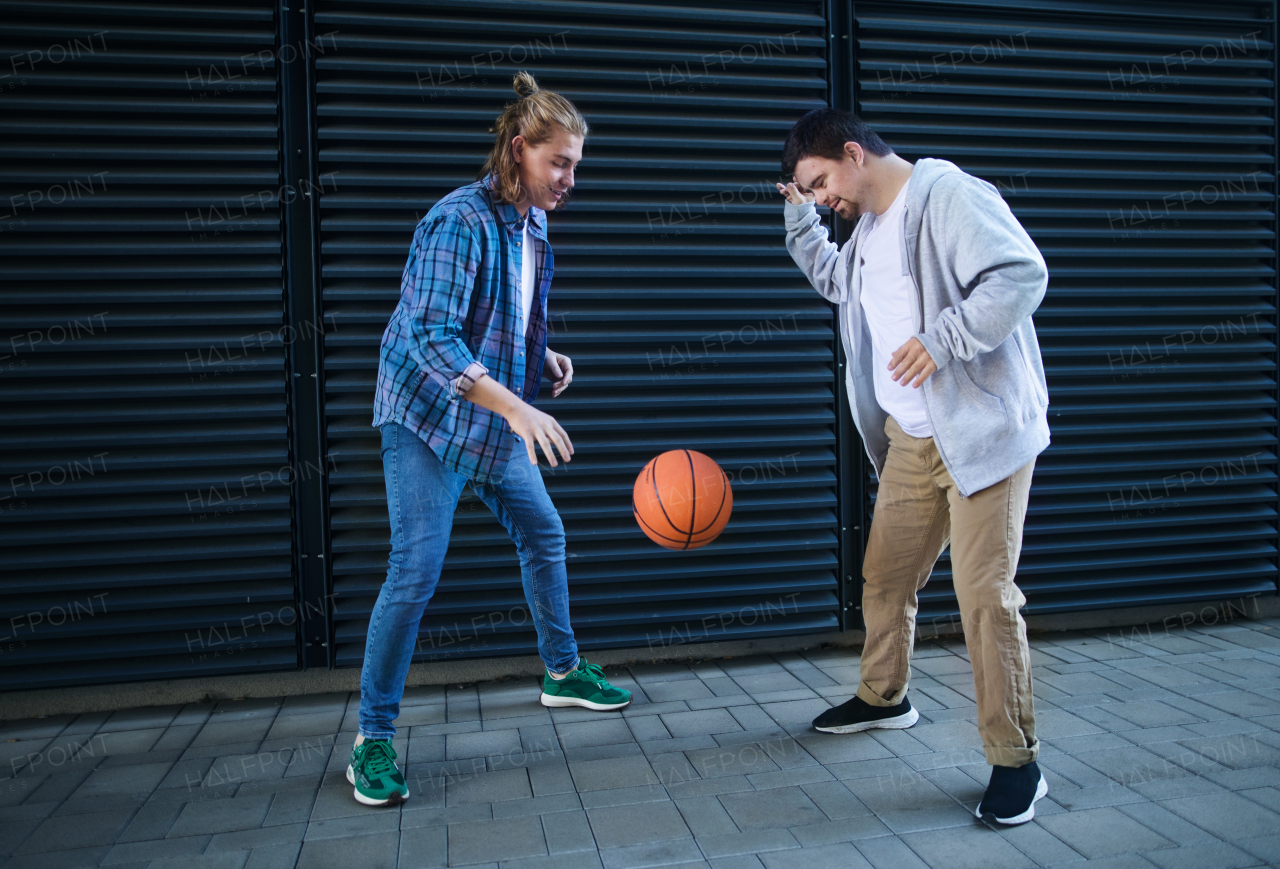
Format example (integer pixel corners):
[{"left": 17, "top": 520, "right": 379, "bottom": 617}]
[
  {"left": 850, "top": 0, "right": 1280, "bottom": 621},
  {"left": 0, "top": 1, "right": 301, "bottom": 689},
  {"left": 313, "top": 0, "right": 847, "bottom": 667}
]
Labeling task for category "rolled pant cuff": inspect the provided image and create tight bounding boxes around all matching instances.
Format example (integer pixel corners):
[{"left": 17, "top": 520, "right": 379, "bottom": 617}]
[
  {"left": 358, "top": 729, "right": 395, "bottom": 742},
  {"left": 855, "top": 682, "right": 905, "bottom": 708},
  {"left": 984, "top": 743, "right": 1038, "bottom": 767}
]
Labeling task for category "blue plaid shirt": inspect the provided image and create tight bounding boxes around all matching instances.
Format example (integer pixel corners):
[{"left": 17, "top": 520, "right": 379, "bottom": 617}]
[{"left": 373, "top": 174, "right": 551, "bottom": 484}]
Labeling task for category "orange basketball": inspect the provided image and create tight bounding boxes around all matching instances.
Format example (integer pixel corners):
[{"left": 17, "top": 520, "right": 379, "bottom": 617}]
[{"left": 632, "top": 450, "right": 732, "bottom": 550}]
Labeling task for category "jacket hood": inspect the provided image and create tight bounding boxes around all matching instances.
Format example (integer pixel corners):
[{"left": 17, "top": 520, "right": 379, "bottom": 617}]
[{"left": 903, "top": 157, "right": 966, "bottom": 238}]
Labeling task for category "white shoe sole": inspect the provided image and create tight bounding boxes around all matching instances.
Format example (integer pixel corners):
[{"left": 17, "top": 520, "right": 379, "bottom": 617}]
[
  {"left": 813, "top": 706, "right": 919, "bottom": 734},
  {"left": 347, "top": 763, "right": 409, "bottom": 806},
  {"left": 540, "top": 692, "right": 631, "bottom": 711},
  {"left": 977, "top": 773, "right": 1048, "bottom": 825}
]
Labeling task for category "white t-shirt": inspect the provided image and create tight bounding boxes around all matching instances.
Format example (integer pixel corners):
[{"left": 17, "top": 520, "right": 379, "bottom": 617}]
[
  {"left": 520, "top": 221, "right": 535, "bottom": 337},
  {"left": 858, "top": 176, "right": 933, "bottom": 438}
]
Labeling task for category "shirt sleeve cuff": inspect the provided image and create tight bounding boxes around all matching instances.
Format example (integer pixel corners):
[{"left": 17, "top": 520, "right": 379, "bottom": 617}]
[
  {"left": 915, "top": 331, "right": 953, "bottom": 370},
  {"left": 449, "top": 360, "right": 489, "bottom": 401},
  {"left": 783, "top": 199, "right": 818, "bottom": 230}
]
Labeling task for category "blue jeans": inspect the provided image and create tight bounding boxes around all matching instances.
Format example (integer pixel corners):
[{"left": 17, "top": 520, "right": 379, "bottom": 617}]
[{"left": 357, "top": 422, "right": 579, "bottom": 740}]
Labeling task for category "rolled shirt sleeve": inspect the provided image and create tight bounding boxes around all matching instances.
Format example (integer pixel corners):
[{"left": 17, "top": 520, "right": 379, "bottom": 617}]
[
  {"left": 450, "top": 359, "right": 489, "bottom": 401},
  {"left": 403, "top": 210, "right": 490, "bottom": 401}
]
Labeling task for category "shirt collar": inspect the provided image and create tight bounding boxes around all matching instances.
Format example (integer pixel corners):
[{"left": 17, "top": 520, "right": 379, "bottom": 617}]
[{"left": 482, "top": 173, "right": 546, "bottom": 236}]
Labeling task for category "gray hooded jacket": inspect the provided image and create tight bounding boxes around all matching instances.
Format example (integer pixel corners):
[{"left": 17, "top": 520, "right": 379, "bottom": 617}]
[{"left": 784, "top": 157, "right": 1050, "bottom": 497}]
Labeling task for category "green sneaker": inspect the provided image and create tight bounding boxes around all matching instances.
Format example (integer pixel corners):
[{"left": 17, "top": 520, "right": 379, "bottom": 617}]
[
  {"left": 540, "top": 657, "right": 632, "bottom": 711},
  {"left": 346, "top": 738, "right": 409, "bottom": 806}
]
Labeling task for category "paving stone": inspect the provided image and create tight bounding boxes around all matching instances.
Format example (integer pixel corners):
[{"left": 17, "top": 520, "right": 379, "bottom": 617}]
[
  {"left": 510, "top": 851, "right": 603, "bottom": 869},
  {"left": 624, "top": 715, "right": 670, "bottom": 743},
  {"left": 167, "top": 793, "right": 273, "bottom": 837},
  {"left": 793, "top": 780, "right": 869, "bottom": 821},
  {"left": 397, "top": 824, "right": 446, "bottom": 868},
  {"left": 1159, "top": 790, "right": 1280, "bottom": 840},
  {"left": 1235, "top": 833, "right": 1280, "bottom": 865},
  {"left": 146, "top": 851, "right": 251, "bottom": 869},
  {"left": 675, "top": 795, "right": 737, "bottom": 837},
  {"left": 0, "top": 815, "right": 43, "bottom": 858},
  {"left": 562, "top": 742, "right": 644, "bottom": 763},
  {"left": 901, "top": 825, "right": 1035, "bottom": 869},
  {"left": 297, "top": 830, "right": 398, "bottom": 869},
  {"left": 490, "top": 792, "right": 581, "bottom": 818},
  {"left": 115, "top": 799, "right": 186, "bottom": 842},
  {"left": 747, "top": 766, "right": 833, "bottom": 790},
  {"left": 262, "top": 786, "right": 317, "bottom": 826},
  {"left": 306, "top": 811, "right": 400, "bottom": 840},
  {"left": 794, "top": 734, "right": 893, "bottom": 765},
  {"left": 587, "top": 800, "right": 691, "bottom": 848},
  {"left": 642, "top": 680, "right": 715, "bottom": 702},
  {"left": 659, "top": 709, "right": 742, "bottom": 738},
  {"left": 401, "top": 803, "right": 490, "bottom": 828},
  {"left": 697, "top": 829, "right": 800, "bottom": 859},
  {"left": 686, "top": 744, "right": 779, "bottom": 779},
  {"left": 1037, "top": 806, "right": 1175, "bottom": 858},
  {"left": 528, "top": 761, "right": 576, "bottom": 796},
  {"left": 598, "top": 838, "right": 704, "bottom": 869},
  {"left": 100, "top": 833, "right": 211, "bottom": 864},
  {"left": 557, "top": 720, "right": 635, "bottom": 749},
  {"left": 788, "top": 815, "right": 892, "bottom": 846},
  {"left": 15, "top": 805, "right": 136, "bottom": 854},
  {"left": 719, "top": 785, "right": 826, "bottom": 830},
  {"left": 448, "top": 815, "right": 546, "bottom": 863},
  {"left": 207, "top": 822, "right": 307, "bottom": 852},
  {"left": 1140, "top": 841, "right": 1262, "bottom": 869},
  {"left": 578, "top": 784, "right": 669, "bottom": 809},
  {"left": 852, "top": 834, "right": 930, "bottom": 869},
  {"left": 19, "top": 763, "right": 97, "bottom": 805},
  {"left": 759, "top": 842, "right": 872, "bottom": 869},
  {"left": 447, "top": 728, "right": 522, "bottom": 761},
  {"left": 569, "top": 755, "right": 658, "bottom": 792},
  {"left": 542, "top": 807, "right": 596, "bottom": 853},
  {"left": 54, "top": 791, "right": 148, "bottom": 817},
  {"left": 666, "top": 774, "right": 753, "bottom": 799},
  {"left": 1076, "top": 745, "right": 1198, "bottom": 787},
  {"left": 447, "top": 767, "right": 532, "bottom": 805},
  {"left": 727, "top": 705, "right": 779, "bottom": 732}
]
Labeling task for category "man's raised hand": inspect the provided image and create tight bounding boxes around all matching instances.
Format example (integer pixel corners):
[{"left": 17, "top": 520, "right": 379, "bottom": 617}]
[{"left": 776, "top": 181, "right": 815, "bottom": 206}]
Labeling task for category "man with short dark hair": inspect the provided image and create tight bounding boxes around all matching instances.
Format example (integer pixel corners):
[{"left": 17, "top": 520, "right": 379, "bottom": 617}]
[{"left": 777, "top": 108, "right": 1051, "bottom": 825}]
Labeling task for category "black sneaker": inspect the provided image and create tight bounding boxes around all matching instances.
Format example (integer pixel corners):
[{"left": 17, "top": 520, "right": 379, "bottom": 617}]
[
  {"left": 812, "top": 694, "right": 919, "bottom": 734},
  {"left": 976, "top": 761, "right": 1047, "bottom": 825}
]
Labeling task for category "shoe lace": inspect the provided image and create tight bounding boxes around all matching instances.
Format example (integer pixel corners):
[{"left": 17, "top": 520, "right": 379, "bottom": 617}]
[
  {"left": 573, "top": 658, "right": 608, "bottom": 684},
  {"left": 360, "top": 740, "right": 398, "bottom": 777}
]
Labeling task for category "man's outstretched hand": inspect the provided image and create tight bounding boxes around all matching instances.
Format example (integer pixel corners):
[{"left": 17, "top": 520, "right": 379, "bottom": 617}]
[
  {"left": 890, "top": 338, "right": 937, "bottom": 388},
  {"left": 776, "top": 181, "right": 815, "bottom": 206}
]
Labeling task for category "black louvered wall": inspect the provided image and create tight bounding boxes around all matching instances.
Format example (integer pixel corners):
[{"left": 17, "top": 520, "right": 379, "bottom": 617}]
[
  {"left": 849, "top": 0, "right": 1280, "bottom": 622},
  {"left": 2, "top": 0, "right": 1275, "bottom": 695},
  {"left": 311, "top": 0, "right": 848, "bottom": 667},
  {"left": 0, "top": 1, "right": 301, "bottom": 688}
]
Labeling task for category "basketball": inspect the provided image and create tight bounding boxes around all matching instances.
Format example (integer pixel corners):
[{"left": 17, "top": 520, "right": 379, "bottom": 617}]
[{"left": 632, "top": 450, "right": 733, "bottom": 550}]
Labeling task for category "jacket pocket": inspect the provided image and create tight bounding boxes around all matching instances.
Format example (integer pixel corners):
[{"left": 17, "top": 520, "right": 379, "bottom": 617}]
[
  {"left": 1014, "top": 334, "right": 1049, "bottom": 409},
  {"left": 930, "top": 363, "right": 1008, "bottom": 459}
]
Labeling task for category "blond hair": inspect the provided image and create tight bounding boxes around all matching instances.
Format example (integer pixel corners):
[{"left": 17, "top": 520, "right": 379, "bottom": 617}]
[{"left": 480, "top": 71, "right": 587, "bottom": 207}]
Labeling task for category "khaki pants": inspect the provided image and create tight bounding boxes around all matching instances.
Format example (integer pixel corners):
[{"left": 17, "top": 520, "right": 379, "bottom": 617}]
[{"left": 857, "top": 415, "right": 1038, "bottom": 767}]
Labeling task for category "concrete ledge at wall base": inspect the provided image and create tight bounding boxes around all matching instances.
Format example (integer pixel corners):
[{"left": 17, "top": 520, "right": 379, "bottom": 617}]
[{"left": 1, "top": 593, "right": 1277, "bottom": 721}]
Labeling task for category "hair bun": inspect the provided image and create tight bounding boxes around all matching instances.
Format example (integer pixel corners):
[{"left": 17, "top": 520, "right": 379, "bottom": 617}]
[{"left": 512, "top": 71, "right": 540, "bottom": 99}]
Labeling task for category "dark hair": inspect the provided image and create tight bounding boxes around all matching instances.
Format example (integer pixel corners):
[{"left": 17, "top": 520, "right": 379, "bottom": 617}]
[{"left": 781, "top": 108, "right": 892, "bottom": 177}]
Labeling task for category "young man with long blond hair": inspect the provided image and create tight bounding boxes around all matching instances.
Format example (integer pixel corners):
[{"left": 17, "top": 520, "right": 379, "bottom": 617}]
[{"left": 348, "top": 72, "right": 630, "bottom": 807}]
